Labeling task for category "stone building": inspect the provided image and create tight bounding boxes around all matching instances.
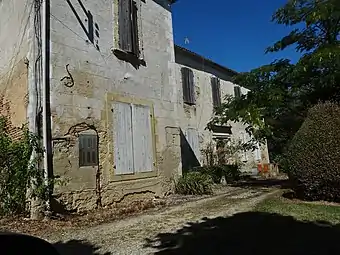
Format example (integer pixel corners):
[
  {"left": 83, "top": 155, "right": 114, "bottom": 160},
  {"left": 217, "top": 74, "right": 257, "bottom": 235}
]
[
  {"left": 0, "top": 0, "right": 269, "bottom": 212},
  {"left": 174, "top": 45, "right": 269, "bottom": 172}
]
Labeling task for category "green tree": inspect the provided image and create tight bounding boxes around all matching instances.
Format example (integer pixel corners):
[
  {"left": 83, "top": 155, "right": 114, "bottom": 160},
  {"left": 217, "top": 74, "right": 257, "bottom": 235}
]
[{"left": 209, "top": 0, "right": 340, "bottom": 162}]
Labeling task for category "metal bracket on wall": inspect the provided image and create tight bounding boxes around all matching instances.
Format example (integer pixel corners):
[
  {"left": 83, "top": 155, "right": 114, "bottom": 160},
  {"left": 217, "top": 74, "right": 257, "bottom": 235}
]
[{"left": 60, "top": 64, "right": 74, "bottom": 88}]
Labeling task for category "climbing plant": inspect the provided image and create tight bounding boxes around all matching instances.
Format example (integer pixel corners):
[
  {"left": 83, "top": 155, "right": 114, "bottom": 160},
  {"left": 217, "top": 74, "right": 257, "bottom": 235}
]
[{"left": 0, "top": 115, "right": 50, "bottom": 216}]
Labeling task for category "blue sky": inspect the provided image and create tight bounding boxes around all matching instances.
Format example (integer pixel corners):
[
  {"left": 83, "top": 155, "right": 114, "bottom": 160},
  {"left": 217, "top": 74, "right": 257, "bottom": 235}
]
[{"left": 172, "top": 0, "right": 302, "bottom": 72}]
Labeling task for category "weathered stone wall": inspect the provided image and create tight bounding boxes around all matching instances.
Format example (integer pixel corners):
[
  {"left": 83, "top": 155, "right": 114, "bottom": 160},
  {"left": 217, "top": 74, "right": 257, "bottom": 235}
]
[
  {"left": 0, "top": 0, "right": 33, "bottom": 134},
  {"left": 174, "top": 58, "right": 270, "bottom": 172},
  {"left": 50, "top": 0, "right": 180, "bottom": 211}
]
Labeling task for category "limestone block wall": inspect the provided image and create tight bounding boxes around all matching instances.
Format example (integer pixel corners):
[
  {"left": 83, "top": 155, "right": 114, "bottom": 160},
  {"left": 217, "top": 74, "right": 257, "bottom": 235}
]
[
  {"left": 173, "top": 60, "right": 270, "bottom": 172},
  {"left": 49, "top": 0, "right": 180, "bottom": 211}
]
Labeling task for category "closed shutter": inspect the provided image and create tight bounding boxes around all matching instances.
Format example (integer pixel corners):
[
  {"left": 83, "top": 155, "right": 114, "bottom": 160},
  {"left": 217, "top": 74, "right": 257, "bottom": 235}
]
[
  {"left": 79, "top": 134, "right": 98, "bottom": 167},
  {"left": 114, "top": 102, "right": 134, "bottom": 174},
  {"left": 187, "top": 128, "right": 200, "bottom": 160},
  {"left": 181, "top": 68, "right": 190, "bottom": 103},
  {"left": 181, "top": 67, "right": 195, "bottom": 105},
  {"left": 132, "top": 104, "right": 153, "bottom": 172},
  {"left": 188, "top": 69, "right": 195, "bottom": 104},
  {"left": 234, "top": 86, "right": 241, "bottom": 98},
  {"left": 254, "top": 142, "right": 261, "bottom": 161},
  {"left": 131, "top": 0, "right": 139, "bottom": 56},
  {"left": 119, "top": 0, "right": 132, "bottom": 52},
  {"left": 240, "top": 132, "right": 248, "bottom": 162},
  {"left": 211, "top": 77, "right": 221, "bottom": 107},
  {"left": 119, "top": 0, "right": 139, "bottom": 56}
]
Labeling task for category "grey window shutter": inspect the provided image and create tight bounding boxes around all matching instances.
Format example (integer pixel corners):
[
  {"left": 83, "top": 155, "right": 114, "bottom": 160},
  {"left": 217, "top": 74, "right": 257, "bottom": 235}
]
[
  {"left": 188, "top": 69, "right": 195, "bottom": 104},
  {"left": 131, "top": 0, "right": 139, "bottom": 56},
  {"left": 181, "top": 68, "right": 190, "bottom": 103},
  {"left": 92, "top": 135, "right": 98, "bottom": 164},
  {"left": 119, "top": 0, "right": 132, "bottom": 52},
  {"left": 211, "top": 77, "right": 221, "bottom": 107},
  {"left": 79, "top": 134, "right": 98, "bottom": 167},
  {"left": 119, "top": 0, "right": 139, "bottom": 56},
  {"left": 234, "top": 86, "right": 241, "bottom": 98},
  {"left": 181, "top": 67, "right": 195, "bottom": 105},
  {"left": 79, "top": 136, "right": 84, "bottom": 166}
]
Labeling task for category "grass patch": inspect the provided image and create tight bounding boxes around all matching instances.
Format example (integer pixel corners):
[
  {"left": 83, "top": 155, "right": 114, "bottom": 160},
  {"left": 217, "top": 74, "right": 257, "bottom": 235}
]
[{"left": 254, "top": 191, "right": 340, "bottom": 224}]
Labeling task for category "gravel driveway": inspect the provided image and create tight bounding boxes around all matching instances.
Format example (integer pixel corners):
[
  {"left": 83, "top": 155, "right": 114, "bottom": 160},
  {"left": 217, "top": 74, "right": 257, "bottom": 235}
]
[{"left": 45, "top": 187, "right": 276, "bottom": 255}]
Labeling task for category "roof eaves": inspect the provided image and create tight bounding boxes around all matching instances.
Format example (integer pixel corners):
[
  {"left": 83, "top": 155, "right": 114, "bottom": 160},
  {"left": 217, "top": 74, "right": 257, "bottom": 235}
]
[{"left": 174, "top": 45, "right": 239, "bottom": 76}]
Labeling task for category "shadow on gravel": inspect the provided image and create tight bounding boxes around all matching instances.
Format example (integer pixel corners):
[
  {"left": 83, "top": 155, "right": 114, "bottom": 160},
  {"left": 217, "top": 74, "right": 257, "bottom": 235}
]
[
  {"left": 145, "top": 212, "right": 340, "bottom": 254},
  {"left": 1, "top": 232, "right": 60, "bottom": 255},
  {"left": 0, "top": 233, "right": 110, "bottom": 255},
  {"left": 54, "top": 239, "right": 111, "bottom": 255}
]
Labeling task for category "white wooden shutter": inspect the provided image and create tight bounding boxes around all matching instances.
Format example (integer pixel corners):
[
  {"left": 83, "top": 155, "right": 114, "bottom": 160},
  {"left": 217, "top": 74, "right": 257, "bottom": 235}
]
[
  {"left": 240, "top": 132, "right": 249, "bottom": 162},
  {"left": 114, "top": 102, "right": 134, "bottom": 174},
  {"left": 254, "top": 142, "right": 261, "bottom": 161},
  {"left": 187, "top": 128, "right": 200, "bottom": 160},
  {"left": 132, "top": 104, "right": 153, "bottom": 172}
]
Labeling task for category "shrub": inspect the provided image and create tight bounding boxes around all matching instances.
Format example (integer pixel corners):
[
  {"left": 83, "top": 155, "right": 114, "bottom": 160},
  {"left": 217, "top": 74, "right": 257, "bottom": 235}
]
[
  {"left": 286, "top": 102, "right": 340, "bottom": 202},
  {"left": 0, "top": 116, "right": 50, "bottom": 215},
  {"left": 193, "top": 166, "right": 223, "bottom": 183},
  {"left": 223, "top": 164, "right": 241, "bottom": 183},
  {"left": 0, "top": 118, "right": 32, "bottom": 214},
  {"left": 193, "top": 164, "right": 241, "bottom": 184},
  {"left": 175, "top": 172, "right": 213, "bottom": 195}
]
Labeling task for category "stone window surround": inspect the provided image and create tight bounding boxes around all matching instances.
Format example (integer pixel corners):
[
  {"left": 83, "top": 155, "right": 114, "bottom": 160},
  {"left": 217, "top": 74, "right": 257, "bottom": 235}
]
[
  {"left": 104, "top": 93, "right": 158, "bottom": 182},
  {"left": 112, "top": 0, "right": 145, "bottom": 63}
]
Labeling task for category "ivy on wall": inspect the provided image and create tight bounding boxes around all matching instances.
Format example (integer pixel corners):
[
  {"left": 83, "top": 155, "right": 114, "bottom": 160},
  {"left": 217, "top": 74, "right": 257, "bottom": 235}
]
[{"left": 0, "top": 116, "right": 50, "bottom": 216}]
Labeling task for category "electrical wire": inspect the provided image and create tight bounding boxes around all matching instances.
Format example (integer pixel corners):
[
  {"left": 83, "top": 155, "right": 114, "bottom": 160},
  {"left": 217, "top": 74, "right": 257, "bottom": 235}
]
[
  {"left": 50, "top": 13, "right": 109, "bottom": 65},
  {"left": 2, "top": 0, "right": 34, "bottom": 92},
  {"left": 50, "top": 13, "right": 89, "bottom": 44},
  {"left": 34, "top": 0, "right": 43, "bottom": 126}
]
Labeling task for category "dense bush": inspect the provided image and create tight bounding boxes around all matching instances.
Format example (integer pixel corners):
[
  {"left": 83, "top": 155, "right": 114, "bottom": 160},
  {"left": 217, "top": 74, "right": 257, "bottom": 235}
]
[
  {"left": 175, "top": 172, "right": 213, "bottom": 195},
  {"left": 286, "top": 102, "right": 340, "bottom": 202},
  {"left": 223, "top": 164, "right": 241, "bottom": 183},
  {"left": 0, "top": 118, "right": 31, "bottom": 215},
  {"left": 193, "top": 166, "right": 222, "bottom": 183},
  {"left": 193, "top": 164, "right": 241, "bottom": 184},
  {"left": 0, "top": 116, "right": 48, "bottom": 215}
]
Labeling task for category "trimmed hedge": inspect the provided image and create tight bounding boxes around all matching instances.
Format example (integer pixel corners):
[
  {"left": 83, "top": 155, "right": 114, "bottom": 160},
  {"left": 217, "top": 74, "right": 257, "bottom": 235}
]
[{"left": 286, "top": 102, "right": 340, "bottom": 202}]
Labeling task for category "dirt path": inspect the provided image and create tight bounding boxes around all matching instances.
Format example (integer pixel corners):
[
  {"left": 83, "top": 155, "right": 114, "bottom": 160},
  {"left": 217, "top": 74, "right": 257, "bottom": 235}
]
[{"left": 45, "top": 187, "right": 277, "bottom": 255}]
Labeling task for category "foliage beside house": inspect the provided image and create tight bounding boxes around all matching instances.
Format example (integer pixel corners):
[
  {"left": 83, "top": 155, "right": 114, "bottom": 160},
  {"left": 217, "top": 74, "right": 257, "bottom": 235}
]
[
  {"left": 286, "top": 102, "right": 340, "bottom": 202},
  {"left": 210, "top": 0, "right": 340, "bottom": 202}
]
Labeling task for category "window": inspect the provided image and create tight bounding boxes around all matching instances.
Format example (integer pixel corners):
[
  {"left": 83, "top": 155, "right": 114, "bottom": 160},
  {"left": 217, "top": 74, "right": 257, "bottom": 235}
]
[
  {"left": 113, "top": 102, "right": 154, "bottom": 175},
  {"left": 240, "top": 132, "right": 248, "bottom": 162},
  {"left": 216, "top": 140, "right": 226, "bottom": 165},
  {"left": 118, "top": 0, "right": 139, "bottom": 56},
  {"left": 181, "top": 67, "right": 195, "bottom": 105},
  {"left": 253, "top": 142, "right": 262, "bottom": 161},
  {"left": 211, "top": 77, "right": 221, "bottom": 107},
  {"left": 234, "top": 86, "right": 242, "bottom": 98},
  {"left": 186, "top": 128, "right": 200, "bottom": 160},
  {"left": 79, "top": 134, "right": 98, "bottom": 167}
]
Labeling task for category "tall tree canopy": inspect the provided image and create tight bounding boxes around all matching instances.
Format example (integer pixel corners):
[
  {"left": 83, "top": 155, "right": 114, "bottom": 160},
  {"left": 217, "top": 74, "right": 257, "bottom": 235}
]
[{"left": 209, "top": 0, "right": 340, "bottom": 162}]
